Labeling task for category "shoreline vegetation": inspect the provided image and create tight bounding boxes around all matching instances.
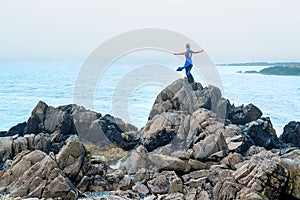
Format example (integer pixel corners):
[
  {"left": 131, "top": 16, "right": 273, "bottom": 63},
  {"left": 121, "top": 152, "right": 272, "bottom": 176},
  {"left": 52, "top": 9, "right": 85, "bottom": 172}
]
[
  {"left": 239, "top": 65, "right": 300, "bottom": 76},
  {"left": 217, "top": 62, "right": 300, "bottom": 66},
  {"left": 0, "top": 78, "right": 299, "bottom": 199}
]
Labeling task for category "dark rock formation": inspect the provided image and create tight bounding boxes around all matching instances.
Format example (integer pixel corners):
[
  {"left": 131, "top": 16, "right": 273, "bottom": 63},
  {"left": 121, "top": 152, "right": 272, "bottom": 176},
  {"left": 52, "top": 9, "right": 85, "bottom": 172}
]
[
  {"left": 280, "top": 121, "right": 300, "bottom": 147},
  {"left": 227, "top": 103, "right": 263, "bottom": 125}
]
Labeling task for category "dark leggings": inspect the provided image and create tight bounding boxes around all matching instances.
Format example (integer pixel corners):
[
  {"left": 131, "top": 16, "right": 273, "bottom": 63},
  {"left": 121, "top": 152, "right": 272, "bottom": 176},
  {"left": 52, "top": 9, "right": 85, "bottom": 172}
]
[{"left": 185, "top": 64, "right": 194, "bottom": 83}]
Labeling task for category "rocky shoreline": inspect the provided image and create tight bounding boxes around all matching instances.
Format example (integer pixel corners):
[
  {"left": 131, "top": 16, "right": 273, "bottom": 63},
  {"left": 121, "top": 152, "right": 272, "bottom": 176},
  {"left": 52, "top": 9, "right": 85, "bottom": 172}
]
[
  {"left": 243, "top": 65, "right": 300, "bottom": 76},
  {"left": 0, "top": 78, "right": 299, "bottom": 200}
]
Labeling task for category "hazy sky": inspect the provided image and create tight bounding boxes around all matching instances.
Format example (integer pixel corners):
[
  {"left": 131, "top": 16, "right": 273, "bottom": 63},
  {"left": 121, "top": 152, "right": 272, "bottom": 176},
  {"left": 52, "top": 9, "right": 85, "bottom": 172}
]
[{"left": 1, "top": 0, "right": 299, "bottom": 63}]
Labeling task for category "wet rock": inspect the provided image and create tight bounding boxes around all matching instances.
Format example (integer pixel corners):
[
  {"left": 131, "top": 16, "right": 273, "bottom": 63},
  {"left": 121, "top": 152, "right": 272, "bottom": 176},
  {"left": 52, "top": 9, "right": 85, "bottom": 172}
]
[
  {"left": 228, "top": 103, "right": 263, "bottom": 125},
  {"left": 280, "top": 121, "right": 300, "bottom": 147},
  {"left": 99, "top": 114, "right": 139, "bottom": 151},
  {"left": 0, "top": 122, "right": 27, "bottom": 137},
  {"left": 245, "top": 117, "right": 284, "bottom": 150}
]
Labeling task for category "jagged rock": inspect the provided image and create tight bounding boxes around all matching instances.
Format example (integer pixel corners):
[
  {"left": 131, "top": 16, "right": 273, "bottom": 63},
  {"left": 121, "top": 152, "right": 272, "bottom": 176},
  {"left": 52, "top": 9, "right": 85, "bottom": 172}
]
[
  {"left": 106, "top": 170, "right": 124, "bottom": 183},
  {"left": 228, "top": 103, "right": 263, "bottom": 125},
  {"left": 147, "top": 171, "right": 182, "bottom": 195},
  {"left": 0, "top": 137, "right": 13, "bottom": 162},
  {"left": 26, "top": 101, "right": 48, "bottom": 134},
  {"left": 213, "top": 181, "right": 244, "bottom": 200},
  {"left": 161, "top": 171, "right": 183, "bottom": 193},
  {"left": 0, "top": 122, "right": 27, "bottom": 137},
  {"left": 193, "top": 132, "right": 228, "bottom": 160},
  {"left": 27, "top": 101, "right": 76, "bottom": 135},
  {"left": 56, "top": 135, "right": 87, "bottom": 183},
  {"left": 148, "top": 154, "right": 187, "bottom": 172},
  {"left": 118, "top": 175, "right": 132, "bottom": 190},
  {"left": 121, "top": 145, "right": 150, "bottom": 174},
  {"left": 280, "top": 121, "right": 300, "bottom": 147},
  {"left": 98, "top": 114, "right": 139, "bottom": 150},
  {"left": 188, "top": 159, "right": 207, "bottom": 170},
  {"left": 184, "top": 188, "right": 197, "bottom": 200},
  {"left": 233, "top": 155, "right": 288, "bottom": 200},
  {"left": 142, "top": 112, "right": 186, "bottom": 152},
  {"left": 245, "top": 117, "right": 284, "bottom": 150},
  {"left": 69, "top": 105, "right": 101, "bottom": 141},
  {"left": 148, "top": 78, "right": 226, "bottom": 122}
]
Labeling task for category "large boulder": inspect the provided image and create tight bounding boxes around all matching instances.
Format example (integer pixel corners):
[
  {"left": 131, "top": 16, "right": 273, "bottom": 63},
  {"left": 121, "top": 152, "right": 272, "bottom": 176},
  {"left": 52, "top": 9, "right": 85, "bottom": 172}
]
[
  {"left": 141, "top": 112, "right": 186, "bottom": 152},
  {"left": 227, "top": 103, "right": 263, "bottom": 125},
  {"left": 244, "top": 117, "right": 284, "bottom": 150},
  {"left": 148, "top": 79, "right": 226, "bottom": 121},
  {"left": 148, "top": 154, "right": 187, "bottom": 172},
  {"left": 56, "top": 135, "right": 88, "bottom": 183},
  {"left": 26, "top": 101, "right": 76, "bottom": 135},
  {"left": 280, "top": 121, "right": 300, "bottom": 147},
  {"left": 120, "top": 145, "right": 150, "bottom": 174}
]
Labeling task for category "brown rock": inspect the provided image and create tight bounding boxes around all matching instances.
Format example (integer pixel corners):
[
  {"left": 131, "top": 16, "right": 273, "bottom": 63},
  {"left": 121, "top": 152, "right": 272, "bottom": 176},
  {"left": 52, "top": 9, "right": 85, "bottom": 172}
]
[
  {"left": 149, "top": 154, "right": 186, "bottom": 171},
  {"left": 147, "top": 175, "right": 169, "bottom": 194},
  {"left": 132, "top": 182, "right": 149, "bottom": 195},
  {"left": 188, "top": 159, "right": 207, "bottom": 170}
]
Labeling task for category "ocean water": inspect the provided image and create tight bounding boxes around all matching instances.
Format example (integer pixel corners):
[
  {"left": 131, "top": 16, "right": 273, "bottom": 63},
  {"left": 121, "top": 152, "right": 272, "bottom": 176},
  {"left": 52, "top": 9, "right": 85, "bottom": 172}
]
[{"left": 0, "top": 61, "right": 299, "bottom": 136}]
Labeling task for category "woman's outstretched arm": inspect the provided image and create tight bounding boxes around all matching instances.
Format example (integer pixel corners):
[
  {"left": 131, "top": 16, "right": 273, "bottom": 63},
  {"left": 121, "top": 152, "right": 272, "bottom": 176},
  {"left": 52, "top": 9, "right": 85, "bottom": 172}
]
[
  {"left": 192, "top": 50, "right": 204, "bottom": 54},
  {"left": 173, "top": 51, "right": 186, "bottom": 55}
]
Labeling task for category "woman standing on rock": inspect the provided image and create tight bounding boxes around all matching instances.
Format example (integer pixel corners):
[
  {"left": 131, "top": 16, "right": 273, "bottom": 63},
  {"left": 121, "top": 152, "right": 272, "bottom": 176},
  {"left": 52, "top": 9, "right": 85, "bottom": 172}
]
[{"left": 174, "top": 43, "right": 204, "bottom": 83}]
